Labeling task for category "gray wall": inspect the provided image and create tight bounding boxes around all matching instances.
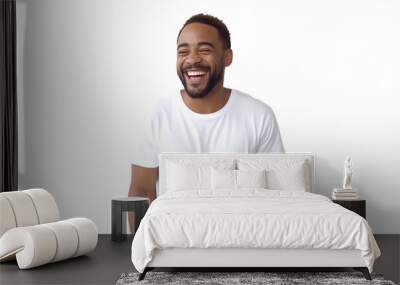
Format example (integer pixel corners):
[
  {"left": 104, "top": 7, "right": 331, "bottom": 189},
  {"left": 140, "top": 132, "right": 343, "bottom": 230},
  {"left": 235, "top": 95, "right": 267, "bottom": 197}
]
[{"left": 17, "top": 0, "right": 400, "bottom": 233}]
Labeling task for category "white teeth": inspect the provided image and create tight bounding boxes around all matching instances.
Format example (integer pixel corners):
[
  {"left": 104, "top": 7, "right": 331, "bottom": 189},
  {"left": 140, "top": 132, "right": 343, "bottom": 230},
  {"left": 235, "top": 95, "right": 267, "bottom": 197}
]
[{"left": 187, "top": 70, "right": 206, "bottom": 76}]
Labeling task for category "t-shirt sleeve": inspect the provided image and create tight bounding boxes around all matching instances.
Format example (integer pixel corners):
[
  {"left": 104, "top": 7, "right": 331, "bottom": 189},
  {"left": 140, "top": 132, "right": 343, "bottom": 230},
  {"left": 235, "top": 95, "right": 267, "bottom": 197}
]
[
  {"left": 257, "top": 109, "right": 285, "bottom": 153},
  {"left": 132, "top": 113, "right": 160, "bottom": 168}
]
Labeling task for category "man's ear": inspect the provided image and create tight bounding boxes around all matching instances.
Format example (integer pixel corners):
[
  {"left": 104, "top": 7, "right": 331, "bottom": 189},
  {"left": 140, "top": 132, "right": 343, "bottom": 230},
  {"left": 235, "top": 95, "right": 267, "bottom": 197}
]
[{"left": 224, "top": 49, "right": 233, "bottom": 67}]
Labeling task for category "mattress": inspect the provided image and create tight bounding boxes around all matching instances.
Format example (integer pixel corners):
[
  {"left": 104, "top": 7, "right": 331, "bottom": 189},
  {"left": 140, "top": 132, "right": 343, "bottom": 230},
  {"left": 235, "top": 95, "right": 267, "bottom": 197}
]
[{"left": 131, "top": 189, "right": 381, "bottom": 273}]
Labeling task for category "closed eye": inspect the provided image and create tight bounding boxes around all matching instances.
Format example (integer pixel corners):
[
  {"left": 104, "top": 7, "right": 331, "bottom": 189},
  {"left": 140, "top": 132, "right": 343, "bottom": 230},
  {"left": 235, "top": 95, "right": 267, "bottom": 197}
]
[{"left": 178, "top": 50, "right": 189, "bottom": 56}]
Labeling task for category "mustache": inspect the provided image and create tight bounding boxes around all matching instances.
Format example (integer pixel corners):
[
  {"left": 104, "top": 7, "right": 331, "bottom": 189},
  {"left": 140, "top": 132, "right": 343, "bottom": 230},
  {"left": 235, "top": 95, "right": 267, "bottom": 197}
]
[{"left": 181, "top": 64, "right": 210, "bottom": 72}]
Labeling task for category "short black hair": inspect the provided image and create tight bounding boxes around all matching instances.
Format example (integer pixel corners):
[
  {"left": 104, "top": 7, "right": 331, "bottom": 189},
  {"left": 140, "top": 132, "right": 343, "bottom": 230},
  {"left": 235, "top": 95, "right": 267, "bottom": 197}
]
[{"left": 177, "top": 14, "right": 231, "bottom": 50}]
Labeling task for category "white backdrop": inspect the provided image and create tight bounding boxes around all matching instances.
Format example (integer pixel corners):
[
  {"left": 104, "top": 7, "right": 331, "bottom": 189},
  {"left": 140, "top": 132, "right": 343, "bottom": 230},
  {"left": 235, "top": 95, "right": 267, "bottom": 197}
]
[{"left": 16, "top": 0, "right": 400, "bottom": 233}]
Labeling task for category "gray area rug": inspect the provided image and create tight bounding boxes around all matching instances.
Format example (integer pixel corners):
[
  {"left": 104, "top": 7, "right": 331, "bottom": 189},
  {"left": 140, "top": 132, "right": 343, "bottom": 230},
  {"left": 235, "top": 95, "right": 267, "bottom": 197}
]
[{"left": 116, "top": 271, "right": 396, "bottom": 285}]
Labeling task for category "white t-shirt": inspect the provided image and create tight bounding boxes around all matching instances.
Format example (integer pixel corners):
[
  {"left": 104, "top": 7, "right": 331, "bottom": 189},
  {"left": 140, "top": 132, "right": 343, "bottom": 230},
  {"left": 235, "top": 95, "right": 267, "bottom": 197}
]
[{"left": 133, "top": 89, "right": 285, "bottom": 168}]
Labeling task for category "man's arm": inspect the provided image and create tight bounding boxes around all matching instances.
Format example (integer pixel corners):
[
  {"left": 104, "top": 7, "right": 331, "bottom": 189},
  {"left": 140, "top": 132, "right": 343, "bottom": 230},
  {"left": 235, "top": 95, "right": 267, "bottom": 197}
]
[{"left": 127, "top": 164, "right": 158, "bottom": 232}]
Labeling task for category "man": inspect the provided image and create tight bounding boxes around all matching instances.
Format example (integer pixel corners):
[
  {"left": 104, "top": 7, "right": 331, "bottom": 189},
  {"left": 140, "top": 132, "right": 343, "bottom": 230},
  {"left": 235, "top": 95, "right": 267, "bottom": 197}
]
[{"left": 128, "top": 14, "right": 284, "bottom": 228}]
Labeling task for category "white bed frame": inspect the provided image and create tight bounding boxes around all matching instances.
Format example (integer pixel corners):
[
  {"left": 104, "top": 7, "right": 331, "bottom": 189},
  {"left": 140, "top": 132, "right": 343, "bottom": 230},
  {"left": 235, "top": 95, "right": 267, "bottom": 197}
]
[{"left": 141, "top": 153, "right": 371, "bottom": 280}]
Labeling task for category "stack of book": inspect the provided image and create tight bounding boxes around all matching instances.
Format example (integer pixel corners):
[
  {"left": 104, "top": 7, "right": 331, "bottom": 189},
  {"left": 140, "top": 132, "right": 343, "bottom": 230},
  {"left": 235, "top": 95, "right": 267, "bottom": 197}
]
[{"left": 332, "top": 188, "right": 359, "bottom": 200}]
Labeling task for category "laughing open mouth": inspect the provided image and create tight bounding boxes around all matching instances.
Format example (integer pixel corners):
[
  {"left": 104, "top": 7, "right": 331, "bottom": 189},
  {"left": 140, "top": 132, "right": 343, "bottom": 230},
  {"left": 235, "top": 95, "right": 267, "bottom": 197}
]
[{"left": 184, "top": 69, "right": 208, "bottom": 85}]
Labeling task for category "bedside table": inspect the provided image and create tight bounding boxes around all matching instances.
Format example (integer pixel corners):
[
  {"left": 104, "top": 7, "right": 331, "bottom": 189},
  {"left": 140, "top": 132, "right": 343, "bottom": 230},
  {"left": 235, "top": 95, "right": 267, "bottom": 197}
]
[
  {"left": 111, "top": 197, "right": 149, "bottom": 242},
  {"left": 332, "top": 199, "right": 366, "bottom": 219}
]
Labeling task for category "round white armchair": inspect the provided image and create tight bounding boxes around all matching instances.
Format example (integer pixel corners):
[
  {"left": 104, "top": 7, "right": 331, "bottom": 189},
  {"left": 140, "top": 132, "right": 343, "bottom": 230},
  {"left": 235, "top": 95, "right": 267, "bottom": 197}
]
[{"left": 0, "top": 189, "right": 98, "bottom": 269}]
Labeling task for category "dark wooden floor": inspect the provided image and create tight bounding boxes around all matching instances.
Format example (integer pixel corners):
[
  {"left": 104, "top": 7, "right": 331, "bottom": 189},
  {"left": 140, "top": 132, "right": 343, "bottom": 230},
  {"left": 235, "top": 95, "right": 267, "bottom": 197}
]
[{"left": 0, "top": 234, "right": 398, "bottom": 285}]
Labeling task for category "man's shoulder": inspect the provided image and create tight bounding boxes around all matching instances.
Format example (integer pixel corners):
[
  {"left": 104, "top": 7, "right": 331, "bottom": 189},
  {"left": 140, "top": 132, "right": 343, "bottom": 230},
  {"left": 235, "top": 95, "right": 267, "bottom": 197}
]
[{"left": 232, "top": 89, "right": 274, "bottom": 115}]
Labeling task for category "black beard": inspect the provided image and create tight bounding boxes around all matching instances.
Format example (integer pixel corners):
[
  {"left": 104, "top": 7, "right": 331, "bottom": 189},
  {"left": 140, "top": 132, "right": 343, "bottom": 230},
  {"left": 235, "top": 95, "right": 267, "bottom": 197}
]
[{"left": 177, "top": 60, "right": 224, "bottom": 99}]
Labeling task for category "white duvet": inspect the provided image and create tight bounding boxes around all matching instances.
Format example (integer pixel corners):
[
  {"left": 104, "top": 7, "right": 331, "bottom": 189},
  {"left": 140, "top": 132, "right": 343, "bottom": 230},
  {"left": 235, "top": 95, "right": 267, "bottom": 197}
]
[{"left": 131, "top": 190, "right": 380, "bottom": 273}]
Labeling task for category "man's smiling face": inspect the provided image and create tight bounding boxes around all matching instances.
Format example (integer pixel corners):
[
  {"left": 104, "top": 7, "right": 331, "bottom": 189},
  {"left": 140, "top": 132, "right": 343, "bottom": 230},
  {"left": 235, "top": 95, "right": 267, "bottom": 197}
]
[{"left": 177, "top": 23, "right": 228, "bottom": 98}]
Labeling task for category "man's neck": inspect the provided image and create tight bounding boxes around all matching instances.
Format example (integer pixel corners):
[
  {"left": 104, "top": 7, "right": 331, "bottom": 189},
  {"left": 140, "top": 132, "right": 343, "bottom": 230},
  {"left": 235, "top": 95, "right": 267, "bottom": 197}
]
[{"left": 180, "top": 84, "right": 231, "bottom": 114}]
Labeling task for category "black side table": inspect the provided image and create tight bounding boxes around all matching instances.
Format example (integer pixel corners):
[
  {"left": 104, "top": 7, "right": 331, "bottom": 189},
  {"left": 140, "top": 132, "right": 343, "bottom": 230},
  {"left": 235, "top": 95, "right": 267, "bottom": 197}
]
[
  {"left": 111, "top": 197, "right": 149, "bottom": 242},
  {"left": 332, "top": 199, "right": 366, "bottom": 219}
]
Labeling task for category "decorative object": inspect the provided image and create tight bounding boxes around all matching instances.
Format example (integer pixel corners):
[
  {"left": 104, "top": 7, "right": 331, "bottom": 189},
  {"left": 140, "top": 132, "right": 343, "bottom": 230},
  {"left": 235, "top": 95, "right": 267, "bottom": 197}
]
[
  {"left": 0, "top": 188, "right": 98, "bottom": 269},
  {"left": 116, "top": 271, "right": 395, "bottom": 285},
  {"left": 332, "top": 156, "right": 359, "bottom": 200},
  {"left": 332, "top": 187, "right": 359, "bottom": 200},
  {"left": 343, "top": 156, "right": 353, "bottom": 190},
  {"left": 111, "top": 197, "right": 149, "bottom": 242}
]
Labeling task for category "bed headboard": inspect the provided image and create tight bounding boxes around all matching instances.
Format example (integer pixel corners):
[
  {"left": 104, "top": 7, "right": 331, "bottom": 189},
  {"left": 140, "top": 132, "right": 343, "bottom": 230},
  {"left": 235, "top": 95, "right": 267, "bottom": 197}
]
[{"left": 158, "top": 152, "right": 315, "bottom": 196}]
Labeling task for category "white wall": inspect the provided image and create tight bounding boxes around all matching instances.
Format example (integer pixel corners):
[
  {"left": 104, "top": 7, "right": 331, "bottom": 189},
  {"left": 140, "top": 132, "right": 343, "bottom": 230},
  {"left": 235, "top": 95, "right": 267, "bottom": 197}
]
[{"left": 17, "top": 0, "right": 400, "bottom": 233}]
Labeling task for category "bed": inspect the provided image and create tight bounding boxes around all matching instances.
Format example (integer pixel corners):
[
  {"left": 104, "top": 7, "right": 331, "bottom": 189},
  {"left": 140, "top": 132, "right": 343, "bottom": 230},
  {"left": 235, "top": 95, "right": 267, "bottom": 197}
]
[{"left": 131, "top": 153, "right": 381, "bottom": 280}]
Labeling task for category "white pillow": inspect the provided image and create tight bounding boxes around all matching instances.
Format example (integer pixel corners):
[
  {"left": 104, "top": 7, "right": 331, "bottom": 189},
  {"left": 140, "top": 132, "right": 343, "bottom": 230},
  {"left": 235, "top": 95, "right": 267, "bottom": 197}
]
[
  {"left": 211, "top": 168, "right": 236, "bottom": 190},
  {"left": 211, "top": 169, "right": 268, "bottom": 190},
  {"left": 237, "top": 159, "right": 310, "bottom": 191},
  {"left": 267, "top": 163, "right": 307, "bottom": 191},
  {"left": 167, "top": 162, "right": 210, "bottom": 191},
  {"left": 165, "top": 158, "right": 235, "bottom": 192},
  {"left": 236, "top": 169, "right": 267, "bottom": 188}
]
